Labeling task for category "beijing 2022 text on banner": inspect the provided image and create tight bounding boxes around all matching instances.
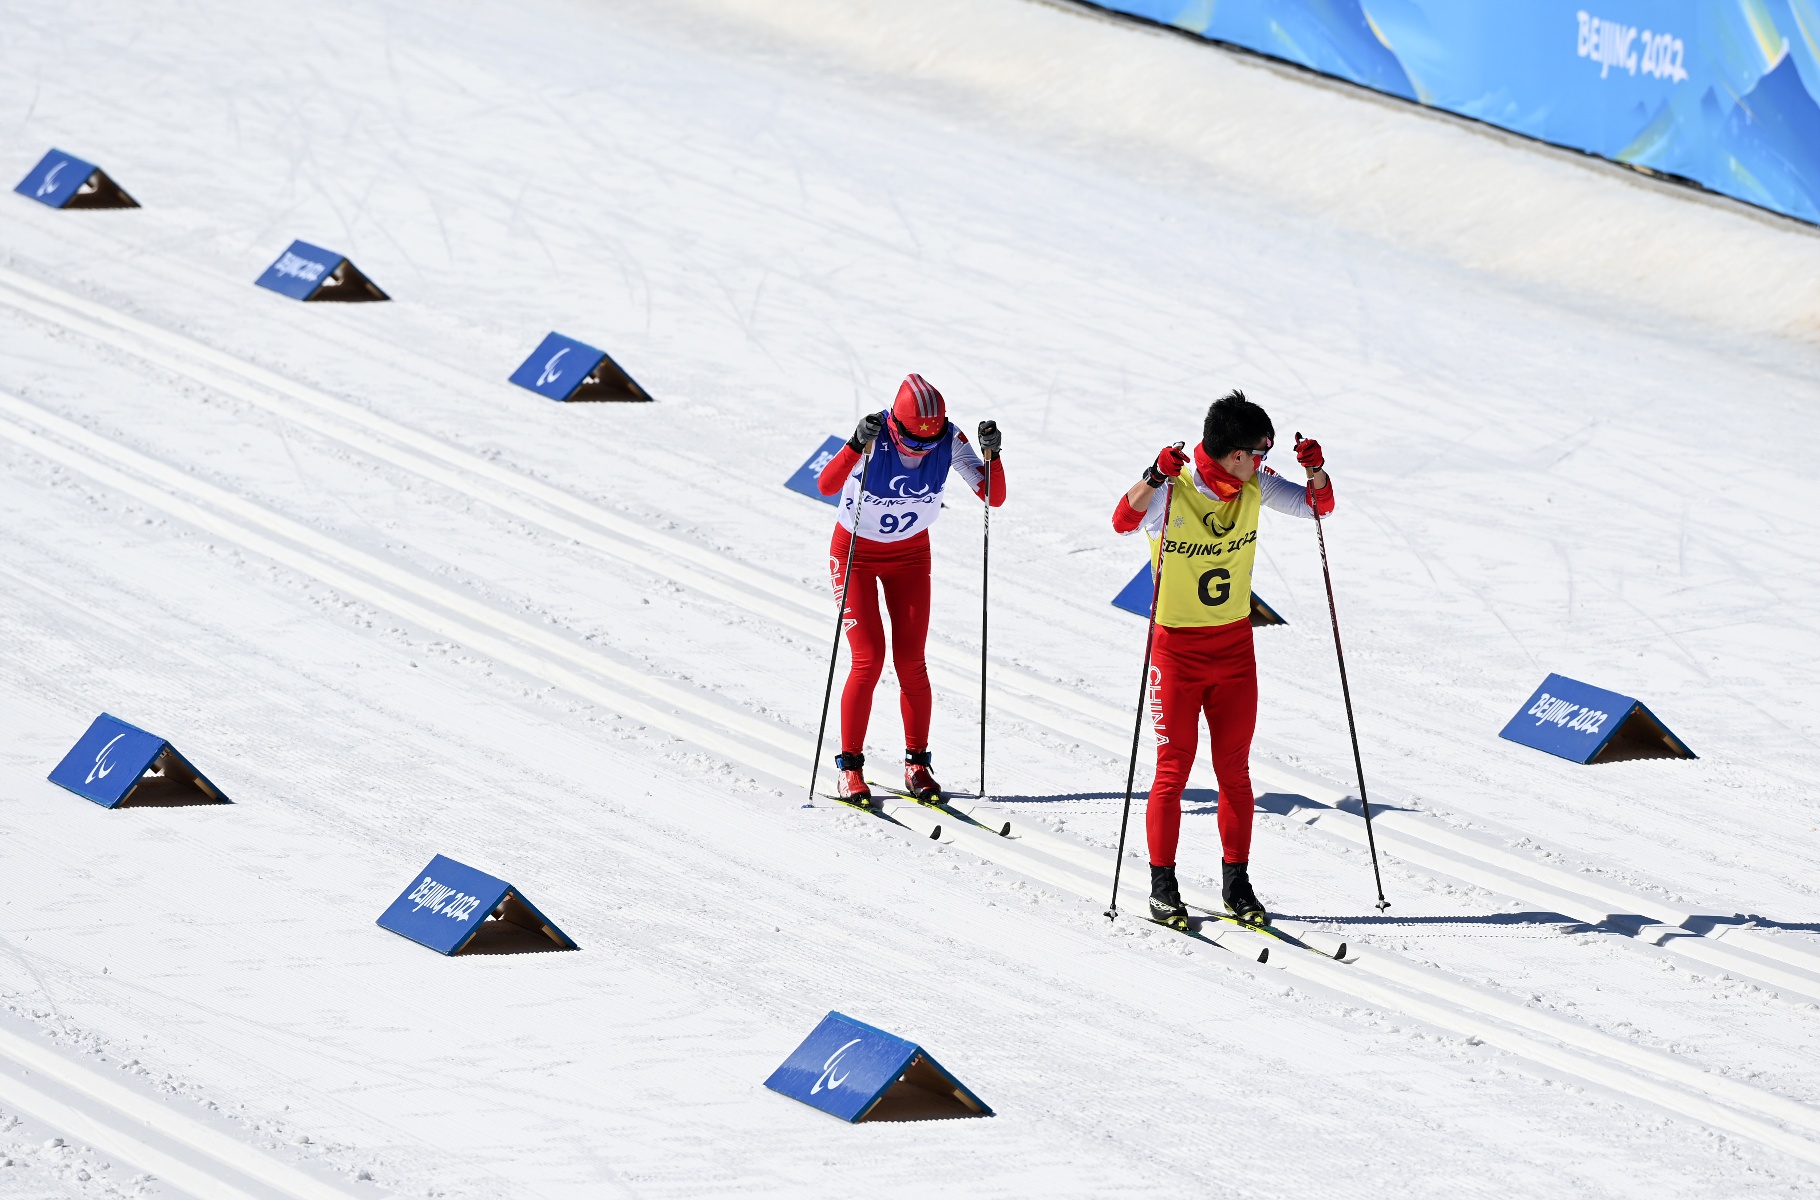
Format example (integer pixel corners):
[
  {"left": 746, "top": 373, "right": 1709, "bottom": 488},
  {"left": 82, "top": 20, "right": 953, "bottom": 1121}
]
[{"left": 1091, "top": 0, "right": 1820, "bottom": 226}]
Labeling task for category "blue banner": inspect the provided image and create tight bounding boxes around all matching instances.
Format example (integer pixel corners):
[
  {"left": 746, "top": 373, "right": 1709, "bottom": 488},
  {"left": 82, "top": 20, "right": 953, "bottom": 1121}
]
[{"left": 1095, "top": 0, "right": 1820, "bottom": 225}]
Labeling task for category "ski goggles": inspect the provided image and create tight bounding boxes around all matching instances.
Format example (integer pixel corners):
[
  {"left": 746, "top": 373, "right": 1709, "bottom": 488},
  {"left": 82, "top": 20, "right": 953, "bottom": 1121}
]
[{"left": 891, "top": 414, "right": 946, "bottom": 451}]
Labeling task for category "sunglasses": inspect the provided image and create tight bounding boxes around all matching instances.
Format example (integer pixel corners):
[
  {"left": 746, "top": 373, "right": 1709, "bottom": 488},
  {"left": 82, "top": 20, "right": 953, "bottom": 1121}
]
[{"left": 892, "top": 415, "right": 945, "bottom": 450}]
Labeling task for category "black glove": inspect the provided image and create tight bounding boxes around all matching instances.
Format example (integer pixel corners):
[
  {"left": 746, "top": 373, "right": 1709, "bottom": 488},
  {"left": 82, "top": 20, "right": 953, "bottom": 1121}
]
[
  {"left": 847, "top": 412, "right": 883, "bottom": 452},
  {"left": 977, "top": 419, "right": 1001, "bottom": 459}
]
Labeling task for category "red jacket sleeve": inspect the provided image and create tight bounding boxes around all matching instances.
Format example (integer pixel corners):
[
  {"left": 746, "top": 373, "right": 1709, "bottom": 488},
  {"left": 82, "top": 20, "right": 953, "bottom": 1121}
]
[
  {"left": 979, "top": 458, "right": 1006, "bottom": 507},
  {"left": 1111, "top": 495, "right": 1146, "bottom": 533},
  {"left": 816, "top": 443, "right": 861, "bottom": 496},
  {"left": 1308, "top": 479, "right": 1335, "bottom": 517}
]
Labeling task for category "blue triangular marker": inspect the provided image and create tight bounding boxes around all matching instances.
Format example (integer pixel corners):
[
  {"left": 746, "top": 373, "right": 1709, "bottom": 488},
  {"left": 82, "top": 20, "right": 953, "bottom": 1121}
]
[
  {"left": 508, "top": 332, "right": 649, "bottom": 402},
  {"left": 1111, "top": 562, "right": 1285, "bottom": 626},
  {"left": 785, "top": 435, "right": 845, "bottom": 506},
  {"left": 47, "top": 714, "right": 227, "bottom": 808},
  {"left": 765, "top": 1011, "right": 991, "bottom": 1122},
  {"left": 377, "top": 855, "right": 577, "bottom": 955},
  {"left": 14, "top": 149, "right": 137, "bottom": 209},
  {"left": 255, "top": 240, "right": 387, "bottom": 301},
  {"left": 1499, "top": 674, "right": 1694, "bottom": 765}
]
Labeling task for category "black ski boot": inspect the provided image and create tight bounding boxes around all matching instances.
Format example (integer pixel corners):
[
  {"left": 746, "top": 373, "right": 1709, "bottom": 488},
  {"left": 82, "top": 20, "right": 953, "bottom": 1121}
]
[
  {"left": 903, "top": 750, "right": 941, "bottom": 802},
  {"left": 833, "top": 752, "right": 873, "bottom": 808},
  {"left": 1223, "top": 860, "right": 1268, "bottom": 926},
  {"left": 1148, "top": 865, "right": 1189, "bottom": 930}
]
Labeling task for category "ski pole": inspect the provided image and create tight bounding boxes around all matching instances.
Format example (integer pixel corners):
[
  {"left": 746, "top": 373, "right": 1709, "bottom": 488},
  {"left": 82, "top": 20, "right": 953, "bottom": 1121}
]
[
  {"left": 1106, "top": 445, "right": 1182, "bottom": 921},
  {"left": 808, "top": 443, "right": 875, "bottom": 804},
  {"left": 1299, "top": 432, "right": 1391, "bottom": 911},
  {"left": 978, "top": 420, "right": 998, "bottom": 798}
]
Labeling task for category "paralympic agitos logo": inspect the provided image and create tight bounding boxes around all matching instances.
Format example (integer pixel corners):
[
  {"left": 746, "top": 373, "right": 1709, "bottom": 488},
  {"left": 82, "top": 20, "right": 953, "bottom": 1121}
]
[{"left": 810, "top": 1038, "right": 862, "bottom": 1094}]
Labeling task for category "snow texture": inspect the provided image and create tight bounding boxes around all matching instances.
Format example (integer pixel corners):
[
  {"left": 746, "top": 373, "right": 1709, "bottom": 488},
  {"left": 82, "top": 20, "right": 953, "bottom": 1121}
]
[{"left": 1, "top": 0, "right": 1819, "bottom": 1196}]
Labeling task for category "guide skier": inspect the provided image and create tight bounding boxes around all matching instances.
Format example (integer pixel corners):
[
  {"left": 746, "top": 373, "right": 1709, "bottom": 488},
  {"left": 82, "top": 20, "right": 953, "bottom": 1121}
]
[
  {"left": 1111, "top": 390, "right": 1333, "bottom": 928},
  {"left": 817, "top": 373, "right": 1007, "bottom": 806}
]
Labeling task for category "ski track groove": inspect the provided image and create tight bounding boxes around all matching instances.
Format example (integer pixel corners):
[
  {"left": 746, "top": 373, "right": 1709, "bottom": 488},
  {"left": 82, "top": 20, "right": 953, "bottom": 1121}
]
[
  {"left": 11, "top": 265, "right": 1816, "bottom": 1004},
  {"left": 3, "top": 374, "right": 1820, "bottom": 1171},
  {"left": 0, "top": 1022, "right": 371, "bottom": 1199}
]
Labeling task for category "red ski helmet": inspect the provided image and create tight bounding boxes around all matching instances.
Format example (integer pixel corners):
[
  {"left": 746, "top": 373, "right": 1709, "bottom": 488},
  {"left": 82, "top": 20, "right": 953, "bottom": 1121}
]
[{"left": 891, "top": 373, "right": 947, "bottom": 447}]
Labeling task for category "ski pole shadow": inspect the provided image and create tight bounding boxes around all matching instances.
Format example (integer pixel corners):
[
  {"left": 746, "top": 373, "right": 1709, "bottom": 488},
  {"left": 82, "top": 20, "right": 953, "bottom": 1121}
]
[
  {"left": 988, "top": 790, "right": 1131, "bottom": 805},
  {"left": 1278, "top": 911, "right": 1588, "bottom": 929}
]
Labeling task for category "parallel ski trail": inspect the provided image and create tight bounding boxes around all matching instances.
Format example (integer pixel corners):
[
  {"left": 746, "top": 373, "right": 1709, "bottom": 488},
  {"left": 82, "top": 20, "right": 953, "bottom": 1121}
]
[
  {"left": 22, "top": 253, "right": 1814, "bottom": 1010},
  {"left": 0, "top": 1024, "right": 369, "bottom": 1199},
  {"left": 8, "top": 280, "right": 1820, "bottom": 1169},
  {"left": 0, "top": 268, "right": 1122, "bottom": 752}
]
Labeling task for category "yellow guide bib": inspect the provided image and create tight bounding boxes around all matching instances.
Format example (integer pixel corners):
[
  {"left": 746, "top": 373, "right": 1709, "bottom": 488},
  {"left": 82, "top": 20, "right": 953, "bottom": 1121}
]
[{"left": 1146, "top": 467, "right": 1262, "bottom": 629}]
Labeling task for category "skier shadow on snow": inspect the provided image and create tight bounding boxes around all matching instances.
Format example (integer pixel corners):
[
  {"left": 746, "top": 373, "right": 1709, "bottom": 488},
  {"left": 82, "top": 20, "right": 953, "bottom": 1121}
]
[
  {"left": 1279, "top": 911, "right": 1588, "bottom": 929},
  {"left": 992, "top": 791, "right": 1820, "bottom": 935},
  {"left": 1192, "top": 789, "right": 1418, "bottom": 819},
  {"left": 1672, "top": 914, "right": 1820, "bottom": 937},
  {"left": 989, "top": 790, "right": 1127, "bottom": 805},
  {"left": 989, "top": 789, "right": 1418, "bottom": 817}
]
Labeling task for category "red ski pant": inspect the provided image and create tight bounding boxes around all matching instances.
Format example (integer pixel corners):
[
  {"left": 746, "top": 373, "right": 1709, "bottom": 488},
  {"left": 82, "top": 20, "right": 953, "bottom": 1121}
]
[
  {"left": 1145, "top": 620, "right": 1258, "bottom": 867},
  {"left": 829, "top": 526, "right": 932, "bottom": 756}
]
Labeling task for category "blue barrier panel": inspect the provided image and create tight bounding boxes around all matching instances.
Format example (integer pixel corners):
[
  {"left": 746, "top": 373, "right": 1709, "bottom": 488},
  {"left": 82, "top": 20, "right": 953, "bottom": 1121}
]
[
  {"left": 1089, "top": 1, "right": 1820, "bottom": 227},
  {"left": 784, "top": 435, "right": 845, "bottom": 506},
  {"left": 377, "top": 854, "right": 577, "bottom": 955},
  {"left": 47, "top": 713, "right": 227, "bottom": 808},
  {"left": 1499, "top": 673, "right": 1694, "bottom": 765},
  {"left": 765, "top": 1011, "right": 991, "bottom": 1122},
  {"left": 254, "top": 240, "right": 388, "bottom": 302},
  {"left": 1111, "top": 562, "right": 1285, "bottom": 626},
  {"left": 507, "top": 332, "right": 650, "bottom": 402},
  {"left": 14, "top": 149, "right": 138, "bottom": 209}
]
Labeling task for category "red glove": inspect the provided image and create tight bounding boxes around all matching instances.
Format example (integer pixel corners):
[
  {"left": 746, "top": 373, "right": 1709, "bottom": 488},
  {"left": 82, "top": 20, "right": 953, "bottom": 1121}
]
[
  {"left": 1143, "top": 444, "right": 1189, "bottom": 487},
  {"left": 1294, "top": 436, "right": 1324, "bottom": 471}
]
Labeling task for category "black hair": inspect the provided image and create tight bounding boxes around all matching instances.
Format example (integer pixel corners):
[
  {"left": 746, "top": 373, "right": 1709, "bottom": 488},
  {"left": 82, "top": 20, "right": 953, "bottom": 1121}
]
[{"left": 1201, "top": 389, "right": 1275, "bottom": 459}]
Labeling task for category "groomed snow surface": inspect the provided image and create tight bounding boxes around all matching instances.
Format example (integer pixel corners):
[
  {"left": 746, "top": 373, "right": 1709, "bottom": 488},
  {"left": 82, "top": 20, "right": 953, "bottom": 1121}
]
[{"left": 3, "top": 0, "right": 1820, "bottom": 1196}]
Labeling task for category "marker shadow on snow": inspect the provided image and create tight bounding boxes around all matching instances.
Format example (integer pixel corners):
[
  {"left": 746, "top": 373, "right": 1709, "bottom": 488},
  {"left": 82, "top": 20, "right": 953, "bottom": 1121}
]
[
  {"left": 458, "top": 918, "right": 574, "bottom": 955},
  {"left": 115, "top": 771, "right": 230, "bottom": 808}
]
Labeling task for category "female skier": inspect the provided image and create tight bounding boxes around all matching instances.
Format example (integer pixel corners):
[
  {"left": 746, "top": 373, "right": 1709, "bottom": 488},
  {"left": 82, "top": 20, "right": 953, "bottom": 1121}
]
[
  {"left": 1111, "top": 390, "right": 1333, "bottom": 927},
  {"left": 816, "top": 373, "right": 1007, "bottom": 806}
]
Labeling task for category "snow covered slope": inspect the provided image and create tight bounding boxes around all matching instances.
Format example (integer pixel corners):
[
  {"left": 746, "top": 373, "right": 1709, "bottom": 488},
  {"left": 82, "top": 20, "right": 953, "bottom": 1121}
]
[{"left": 1, "top": 0, "right": 1819, "bottom": 1196}]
